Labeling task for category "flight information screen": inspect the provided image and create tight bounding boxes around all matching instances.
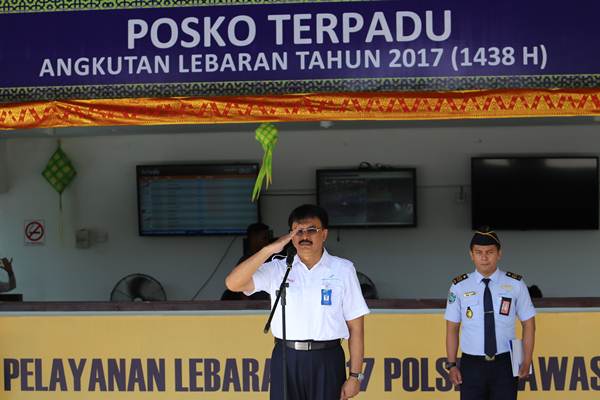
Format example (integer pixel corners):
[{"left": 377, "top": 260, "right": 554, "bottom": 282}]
[
  {"left": 137, "top": 164, "right": 259, "bottom": 235},
  {"left": 317, "top": 168, "right": 416, "bottom": 228}
]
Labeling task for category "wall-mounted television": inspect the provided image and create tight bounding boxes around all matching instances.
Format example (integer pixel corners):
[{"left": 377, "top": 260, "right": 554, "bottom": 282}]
[
  {"left": 137, "top": 163, "right": 259, "bottom": 236},
  {"left": 471, "top": 157, "right": 599, "bottom": 230},
  {"left": 317, "top": 168, "right": 417, "bottom": 228}
]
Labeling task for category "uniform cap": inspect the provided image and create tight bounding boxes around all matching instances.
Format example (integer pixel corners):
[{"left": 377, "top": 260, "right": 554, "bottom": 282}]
[{"left": 470, "top": 227, "right": 501, "bottom": 248}]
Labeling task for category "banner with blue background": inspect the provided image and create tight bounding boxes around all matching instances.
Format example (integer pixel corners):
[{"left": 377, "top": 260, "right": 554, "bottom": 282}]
[{"left": 1, "top": 0, "right": 600, "bottom": 102}]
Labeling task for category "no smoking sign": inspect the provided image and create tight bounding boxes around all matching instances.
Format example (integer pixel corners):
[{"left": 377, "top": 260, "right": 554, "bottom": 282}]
[{"left": 24, "top": 219, "right": 45, "bottom": 245}]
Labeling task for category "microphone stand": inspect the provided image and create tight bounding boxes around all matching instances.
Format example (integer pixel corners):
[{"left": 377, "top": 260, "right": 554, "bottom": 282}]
[{"left": 264, "top": 250, "right": 294, "bottom": 400}]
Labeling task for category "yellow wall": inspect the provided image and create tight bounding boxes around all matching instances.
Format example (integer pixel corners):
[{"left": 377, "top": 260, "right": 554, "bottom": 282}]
[{"left": 0, "top": 311, "right": 598, "bottom": 399}]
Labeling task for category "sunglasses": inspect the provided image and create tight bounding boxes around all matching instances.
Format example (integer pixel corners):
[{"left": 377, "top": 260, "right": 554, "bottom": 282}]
[{"left": 291, "top": 227, "right": 322, "bottom": 237}]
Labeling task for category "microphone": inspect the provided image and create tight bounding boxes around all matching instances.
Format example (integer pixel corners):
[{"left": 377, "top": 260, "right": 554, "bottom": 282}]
[{"left": 286, "top": 245, "right": 297, "bottom": 267}]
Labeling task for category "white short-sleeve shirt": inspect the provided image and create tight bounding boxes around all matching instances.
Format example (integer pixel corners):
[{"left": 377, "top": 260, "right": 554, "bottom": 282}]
[
  {"left": 247, "top": 249, "right": 370, "bottom": 340},
  {"left": 444, "top": 268, "right": 536, "bottom": 356}
]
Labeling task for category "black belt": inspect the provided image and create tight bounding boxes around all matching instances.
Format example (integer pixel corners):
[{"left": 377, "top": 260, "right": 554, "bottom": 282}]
[
  {"left": 462, "top": 352, "right": 510, "bottom": 362},
  {"left": 275, "top": 339, "right": 340, "bottom": 351}
]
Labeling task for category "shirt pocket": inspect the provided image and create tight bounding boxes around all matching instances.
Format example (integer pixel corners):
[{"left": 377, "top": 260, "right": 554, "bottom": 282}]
[
  {"left": 284, "top": 282, "right": 305, "bottom": 309},
  {"left": 319, "top": 281, "right": 343, "bottom": 311},
  {"left": 461, "top": 296, "right": 480, "bottom": 322}
]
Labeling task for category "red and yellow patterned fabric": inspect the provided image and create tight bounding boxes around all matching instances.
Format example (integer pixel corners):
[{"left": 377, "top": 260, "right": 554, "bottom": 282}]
[{"left": 2, "top": 89, "right": 600, "bottom": 130}]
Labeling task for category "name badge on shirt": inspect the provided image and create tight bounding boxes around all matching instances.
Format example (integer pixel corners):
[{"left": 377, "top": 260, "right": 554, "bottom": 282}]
[
  {"left": 500, "top": 297, "right": 512, "bottom": 316},
  {"left": 321, "top": 289, "right": 332, "bottom": 305}
]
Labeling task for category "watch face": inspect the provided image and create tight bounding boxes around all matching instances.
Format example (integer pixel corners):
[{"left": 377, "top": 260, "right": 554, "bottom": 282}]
[{"left": 350, "top": 372, "right": 364, "bottom": 381}]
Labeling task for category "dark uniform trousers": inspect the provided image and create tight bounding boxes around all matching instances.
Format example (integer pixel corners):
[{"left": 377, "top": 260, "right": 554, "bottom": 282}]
[
  {"left": 270, "top": 340, "right": 346, "bottom": 400},
  {"left": 461, "top": 353, "right": 518, "bottom": 400}
]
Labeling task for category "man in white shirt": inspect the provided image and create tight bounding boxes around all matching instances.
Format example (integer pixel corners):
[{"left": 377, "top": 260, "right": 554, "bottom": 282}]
[
  {"left": 444, "top": 228, "right": 536, "bottom": 400},
  {"left": 226, "top": 204, "right": 369, "bottom": 400}
]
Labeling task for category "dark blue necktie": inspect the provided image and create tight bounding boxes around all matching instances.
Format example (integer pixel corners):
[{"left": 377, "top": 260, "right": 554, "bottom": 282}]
[{"left": 482, "top": 278, "right": 497, "bottom": 358}]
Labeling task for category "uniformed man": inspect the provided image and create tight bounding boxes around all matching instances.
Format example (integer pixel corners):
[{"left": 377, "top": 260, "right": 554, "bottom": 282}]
[
  {"left": 444, "top": 228, "right": 536, "bottom": 400},
  {"left": 225, "top": 204, "right": 369, "bottom": 400}
]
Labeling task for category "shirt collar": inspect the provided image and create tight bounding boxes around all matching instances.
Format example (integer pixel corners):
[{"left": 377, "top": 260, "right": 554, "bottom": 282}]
[
  {"left": 296, "top": 248, "right": 331, "bottom": 271},
  {"left": 473, "top": 268, "right": 502, "bottom": 284}
]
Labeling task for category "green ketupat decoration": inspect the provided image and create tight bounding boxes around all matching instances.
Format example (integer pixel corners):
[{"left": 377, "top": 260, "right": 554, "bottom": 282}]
[
  {"left": 42, "top": 142, "right": 77, "bottom": 210},
  {"left": 252, "top": 123, "right": 278, "bottom": 201}
]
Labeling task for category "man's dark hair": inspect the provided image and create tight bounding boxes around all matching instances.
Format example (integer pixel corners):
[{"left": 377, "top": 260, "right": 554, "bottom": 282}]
[
  {"left": 247, "top": 222, "right": 269, "bottom": 235},
  {"left": 288, "top": 204, "right": 329, "bottom": 229}
]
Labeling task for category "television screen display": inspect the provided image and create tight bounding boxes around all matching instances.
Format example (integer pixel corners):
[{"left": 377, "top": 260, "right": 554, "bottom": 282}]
[
  {"left": 471, "top": 157, "right": 599, "bottom": 230},
  {"left": 137, "top": 164, "right": 259, "bottom": 235},
  {"left": 317, "top": 168, "right": 416, "bottom": 228}
]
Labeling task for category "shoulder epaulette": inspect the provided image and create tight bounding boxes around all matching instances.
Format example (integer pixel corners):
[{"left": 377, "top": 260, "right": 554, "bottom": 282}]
[
  {"left": 452, "top": 273, "right": 469, "bottom": 285},
  {"left": 506, "top": 271, "right": 523, "bottom": 281}
]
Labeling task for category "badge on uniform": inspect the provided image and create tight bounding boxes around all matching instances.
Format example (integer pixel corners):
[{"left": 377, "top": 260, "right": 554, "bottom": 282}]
[
  {"left": 500, "top": 297, "right": 512, "bottom": 316},
  {"left": 466, "top": 307, "right": 473, "bottom": 319},
  {"left": 448, "top": 291, "right": 456, "bottom": 304},
  {"left": 321, "top": 289, "right": 332, "bottom": 305},
  {"left": 500, "top": 284, "right": 513, "bottom": 292}
]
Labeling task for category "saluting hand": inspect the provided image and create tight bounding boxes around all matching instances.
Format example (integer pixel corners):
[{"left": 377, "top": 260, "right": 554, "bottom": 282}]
[
  {"left": 449, "top": 366, "right": 462, "bottom": 386},
  {"left": 265, "top": 228, "right": 298, "bottom": 255}
]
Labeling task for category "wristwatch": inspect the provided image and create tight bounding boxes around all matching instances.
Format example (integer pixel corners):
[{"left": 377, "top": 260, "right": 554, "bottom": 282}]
[
  {"left": 349, "top": 372, "right": 365, "bottom": 382},
  {"left": 444, "top": 361, "right": 457, "bottom": 371}
]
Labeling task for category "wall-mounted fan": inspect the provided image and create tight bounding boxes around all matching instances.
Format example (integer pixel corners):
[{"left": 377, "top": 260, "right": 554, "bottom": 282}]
[
  {"left": 110, "top": 273, "right": 167, "bottom": 302},
  {"left": 357, "top": 271, "right": 378, "bottom": 300}
]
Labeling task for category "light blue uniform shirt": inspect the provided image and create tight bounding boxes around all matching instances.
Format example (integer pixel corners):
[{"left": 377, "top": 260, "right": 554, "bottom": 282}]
[{"left": 444, "top": 268, "right": 536, "bottom": 356}]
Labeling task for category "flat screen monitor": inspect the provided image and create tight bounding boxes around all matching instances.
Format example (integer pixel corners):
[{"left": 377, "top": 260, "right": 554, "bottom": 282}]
[
  {"left": 316, "top": 168, "right": 417, "bottom": 228},
  {"left": 471, "top": 157, "right": 599, "bottom": 230},
  {"left": 137, "top": 163, "right": 259, "bottom": 236}
]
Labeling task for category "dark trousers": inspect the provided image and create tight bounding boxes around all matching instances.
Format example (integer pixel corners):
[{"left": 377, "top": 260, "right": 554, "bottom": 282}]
[
  {"left": 461, "top": 353, "right": 518, "bottom": 400},
  {"left": 270, "top": 341, "right": 346, "bottom": 400}
]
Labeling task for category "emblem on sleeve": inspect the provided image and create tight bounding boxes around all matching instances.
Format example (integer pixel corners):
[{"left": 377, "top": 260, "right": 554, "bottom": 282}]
[{"left": 448, "top": 291, "right": 457, "bottom": 304}]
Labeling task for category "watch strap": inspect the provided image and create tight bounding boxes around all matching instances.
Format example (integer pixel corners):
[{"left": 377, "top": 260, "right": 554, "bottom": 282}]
[
  {"left": 349, "top": 372, "right": 364, "bottom": 381},
  {"left": 445, "top": 361, "right": 457, "bottom": 370}
]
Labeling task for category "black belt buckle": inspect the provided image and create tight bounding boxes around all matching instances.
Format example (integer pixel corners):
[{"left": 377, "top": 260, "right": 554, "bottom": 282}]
[
  {"left": 277, "top": 339, "right": 339, "bottom": 351},
  {"left": 485, "top": 355, "right": 495, "bottom": 361}
]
